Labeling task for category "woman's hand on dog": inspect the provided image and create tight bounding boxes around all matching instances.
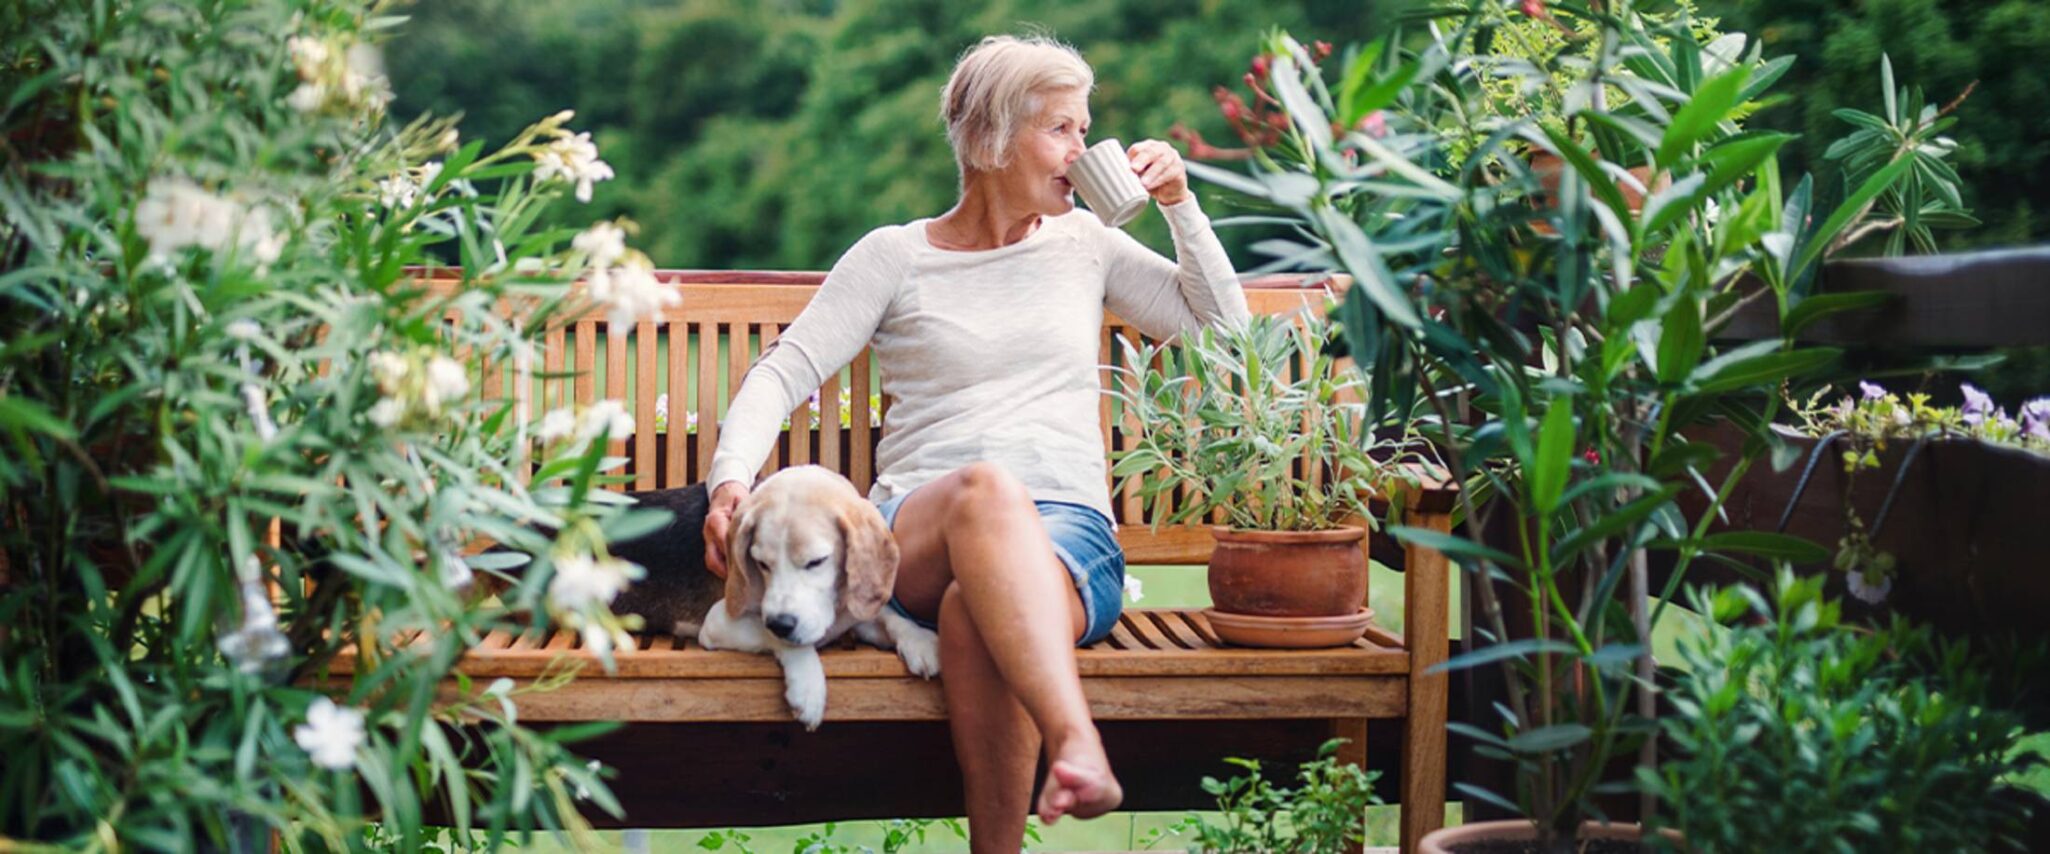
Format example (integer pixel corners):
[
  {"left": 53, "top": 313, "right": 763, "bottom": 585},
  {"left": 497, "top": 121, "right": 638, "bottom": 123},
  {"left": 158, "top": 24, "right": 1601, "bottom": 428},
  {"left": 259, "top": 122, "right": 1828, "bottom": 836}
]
[{"left": 704, "top": 481, "right": 749, "bottom": 578}]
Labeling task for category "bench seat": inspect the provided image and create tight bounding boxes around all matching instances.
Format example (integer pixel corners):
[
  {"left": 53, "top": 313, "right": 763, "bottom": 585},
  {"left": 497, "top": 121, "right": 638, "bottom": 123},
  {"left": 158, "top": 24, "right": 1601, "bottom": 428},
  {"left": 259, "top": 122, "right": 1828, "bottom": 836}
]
[{"left": 331, "top": 609, "right": 1413, "bottom": 723}]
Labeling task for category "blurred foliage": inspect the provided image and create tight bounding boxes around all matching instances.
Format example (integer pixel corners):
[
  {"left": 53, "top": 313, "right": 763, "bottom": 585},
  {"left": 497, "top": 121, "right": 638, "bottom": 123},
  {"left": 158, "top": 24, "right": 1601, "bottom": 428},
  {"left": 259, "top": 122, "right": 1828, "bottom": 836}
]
[
  {"left": 386, "top": 0, "right": 2050, "bottom": 270},
  {"left": 1713, "top": 0, "right": 2050, "bottom": 250},
  {"left": 383, "top": 0, "right": 1408, "bottom": 268}
]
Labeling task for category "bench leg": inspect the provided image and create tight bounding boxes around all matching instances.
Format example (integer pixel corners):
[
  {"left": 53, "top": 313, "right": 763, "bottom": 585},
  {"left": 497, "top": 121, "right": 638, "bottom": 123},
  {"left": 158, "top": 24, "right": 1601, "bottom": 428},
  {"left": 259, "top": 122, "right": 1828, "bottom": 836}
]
[
  {"left": 1401, "top": 510, "right": 1453, "bottom": 853},
  {"left": 1327, "top": 717, "right": 1370, "bottom": 853}
]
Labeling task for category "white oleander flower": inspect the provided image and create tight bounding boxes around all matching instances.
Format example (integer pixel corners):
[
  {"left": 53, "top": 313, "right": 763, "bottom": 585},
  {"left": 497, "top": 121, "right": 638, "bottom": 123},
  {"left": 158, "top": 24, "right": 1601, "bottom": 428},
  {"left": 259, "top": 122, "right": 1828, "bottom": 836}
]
[
  {"left": 578, "top": 399, "right": 635, "bottom": 442},
  {"left": 376, "top": 173, "right": 418, "bottom": 209},
  {"left": 287, "top": 35, "right": 329, "bottom": 78},
  {"left": 366, "top": 397, "right": 404, "bottom": 428},
  {"left": 366, "top": 350, "right": 408, "bottom": 393},
  {"left": 548, "top": 552, "right": 635, "bottom": 610},
  {"left": 536, "top": 406, "right": 578, "bottom": 442},
  {"left": 134, "top": 177, "right": 285, "bottom": 268},
  {"left": 242, "top": 384, "right": 277, "bottom": 442},
  {"left": 294, "top": 697, "right": 366, "bottom": 771},
  {"left": 422, "top": 355, "right": 470, "bottom": 412},
  {"left": 598, "top": 255, "right": 680, "bottom": 325},
  {"left": 573, "top": 220, "right": 627, "bottom": 271},
  {"left": 574, "top": 759, "right": 603, "bottom": 801},
  {"left": 531, "top": 130, "right": 614, "bottom": 203},
  {"left": 287, "top": 83, "right": 325, "bottom": 113}
]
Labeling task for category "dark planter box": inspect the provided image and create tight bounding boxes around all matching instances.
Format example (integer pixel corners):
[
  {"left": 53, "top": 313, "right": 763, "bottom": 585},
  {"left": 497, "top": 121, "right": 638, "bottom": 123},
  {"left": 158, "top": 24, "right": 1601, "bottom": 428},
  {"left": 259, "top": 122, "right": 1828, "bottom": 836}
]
[{"left": 1660, "top": 425, "right": 2050, "bottom": 644}]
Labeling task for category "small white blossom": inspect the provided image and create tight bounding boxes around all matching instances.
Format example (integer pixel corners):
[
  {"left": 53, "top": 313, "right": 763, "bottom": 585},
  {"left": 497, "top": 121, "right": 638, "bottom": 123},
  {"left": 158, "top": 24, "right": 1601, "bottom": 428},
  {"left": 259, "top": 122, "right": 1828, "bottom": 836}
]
[
  {"left": 531, "top": 130, "right": 614, "bottom": 203},
  {"left": 591, "top": 257, "right": 681, "bottom": 328},
  {"left": 134, "top": 177, "right": 282, "bottom": 268},
  {"left": 375, "top": 174, "right": 418, "bottom": 209},
  {"left": 226, "top": 319, "right": 263, "bottom": 341},
  {"left": 548, "top": 552, "right": 636, "bottom": 610},
  {"left": 536, "top": 406, "right": 578, "bottom": 442},
  {"left": 294, "top": 697, "right": 366, "bottom": 771},
  {"left": 1123, "top": 575, "right": 1145, "bottom": 603},
  {"left": 573, "top": 221, "right": 627, "bottom": 271},
  {"left": 575, "top": 759, "right": 603, "bottom": 801},
  {"left": 422, "top": 355, "right": 470, "bottom": 412},
  {"left": 1846, "top": 568, "right": 1892, "bottom": 605},
  {"left": 578, "top": 399, "right": 635, "bottom": 442},
  {"left": 287, "top": 83, "right": 325, "bottom": 112},
  {"left": 366, "top": 397, "right": 404, "bottom": 428},
  {"left": 366, "top": 350, "right": 408, "bottom": 392},
  {"left": 242, "top": 383, "right": 277, "bottom": 442}
]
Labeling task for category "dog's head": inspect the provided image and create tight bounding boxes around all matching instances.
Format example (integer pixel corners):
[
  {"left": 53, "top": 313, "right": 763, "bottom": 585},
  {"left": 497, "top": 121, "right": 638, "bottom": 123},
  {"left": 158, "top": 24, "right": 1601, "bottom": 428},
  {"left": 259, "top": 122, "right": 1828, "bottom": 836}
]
[{"left": 724, "top": 466, "right": 900, "bottom": 645}]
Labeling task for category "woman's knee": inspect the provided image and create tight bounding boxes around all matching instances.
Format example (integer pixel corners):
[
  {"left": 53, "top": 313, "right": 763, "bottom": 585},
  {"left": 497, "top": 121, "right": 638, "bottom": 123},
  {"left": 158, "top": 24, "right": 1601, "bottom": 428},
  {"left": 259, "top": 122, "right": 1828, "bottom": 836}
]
[{"left": 946, "top": 462, "right": 1034, "bottom": 524}]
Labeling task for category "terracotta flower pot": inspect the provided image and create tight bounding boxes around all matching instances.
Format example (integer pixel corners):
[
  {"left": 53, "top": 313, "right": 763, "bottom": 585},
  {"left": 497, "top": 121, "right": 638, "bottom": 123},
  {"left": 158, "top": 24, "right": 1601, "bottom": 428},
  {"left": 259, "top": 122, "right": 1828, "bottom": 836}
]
[
  {"left": 1206, "top": 525, "right": 1367, "bottom": 618},
  {"left": 1529, "top": 151, "right": 1667, "bottom": 214},
  {"left": 1419, "top": 819, "right": 1677, "bottom": 853}
]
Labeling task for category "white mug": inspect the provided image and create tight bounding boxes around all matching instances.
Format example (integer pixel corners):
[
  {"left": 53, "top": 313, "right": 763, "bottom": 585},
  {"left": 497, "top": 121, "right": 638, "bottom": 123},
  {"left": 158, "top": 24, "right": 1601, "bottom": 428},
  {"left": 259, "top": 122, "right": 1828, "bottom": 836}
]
[{"left": 1068, "top": 138, "right": 1150, "bottom": 228}]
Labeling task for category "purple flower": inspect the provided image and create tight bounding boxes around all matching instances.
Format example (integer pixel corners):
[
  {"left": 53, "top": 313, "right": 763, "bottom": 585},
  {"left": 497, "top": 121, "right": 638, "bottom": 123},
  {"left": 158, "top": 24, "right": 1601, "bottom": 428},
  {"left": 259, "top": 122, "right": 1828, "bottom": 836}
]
[
  {"left": 1859, "top": 381, "right": 1887, "bottom": 401},
  {"left": 1960, "top": 383, "right": 1994, "bottom": 425},
  {"left": 2023, "top": 398, "right": 2050, "bottom": 441}
]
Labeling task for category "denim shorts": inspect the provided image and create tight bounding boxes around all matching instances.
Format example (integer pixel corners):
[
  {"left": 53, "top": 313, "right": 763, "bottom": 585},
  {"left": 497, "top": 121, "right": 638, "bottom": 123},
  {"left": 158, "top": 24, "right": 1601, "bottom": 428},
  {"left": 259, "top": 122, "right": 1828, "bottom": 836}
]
[{"left": 875, "top": 491, "right": 1126, "bottom": 647}]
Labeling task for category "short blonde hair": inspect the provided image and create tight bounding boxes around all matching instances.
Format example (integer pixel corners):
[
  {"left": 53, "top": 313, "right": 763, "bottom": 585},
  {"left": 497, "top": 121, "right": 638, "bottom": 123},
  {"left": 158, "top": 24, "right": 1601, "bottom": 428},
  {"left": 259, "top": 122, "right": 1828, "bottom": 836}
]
[{"left": 940, "top": 34, "right": 1095, "bottom": 175}]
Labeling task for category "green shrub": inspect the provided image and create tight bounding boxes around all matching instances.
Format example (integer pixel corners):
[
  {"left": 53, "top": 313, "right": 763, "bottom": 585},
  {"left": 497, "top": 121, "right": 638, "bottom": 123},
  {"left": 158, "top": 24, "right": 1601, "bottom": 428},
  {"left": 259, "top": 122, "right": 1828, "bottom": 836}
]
[
  {"left": 1644, "top": 572, "right": 2041, "bottom": 852},
  {"left": 1, "top": 0, "right": 672, "bottom": 847},
  {"left": 1145, "top": 738, "right": 1383, "bottom": 853}
]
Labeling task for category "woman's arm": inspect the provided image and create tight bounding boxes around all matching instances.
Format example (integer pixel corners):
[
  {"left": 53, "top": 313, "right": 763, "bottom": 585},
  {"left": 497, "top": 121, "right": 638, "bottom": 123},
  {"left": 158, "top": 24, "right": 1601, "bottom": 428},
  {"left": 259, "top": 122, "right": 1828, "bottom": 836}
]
[
  {"left": 705, "top": 231, "right": 898, "bottom": 495},
  {"left": 1101, "top": 194, "right": 1251, "bottom": 340}
]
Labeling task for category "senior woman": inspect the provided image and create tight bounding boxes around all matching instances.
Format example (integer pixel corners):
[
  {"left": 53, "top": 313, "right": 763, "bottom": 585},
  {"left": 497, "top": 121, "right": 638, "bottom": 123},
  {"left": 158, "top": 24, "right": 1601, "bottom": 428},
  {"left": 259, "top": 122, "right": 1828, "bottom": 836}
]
[{"left": 701, "top": 34, "right": 1248, "bottom": 849}]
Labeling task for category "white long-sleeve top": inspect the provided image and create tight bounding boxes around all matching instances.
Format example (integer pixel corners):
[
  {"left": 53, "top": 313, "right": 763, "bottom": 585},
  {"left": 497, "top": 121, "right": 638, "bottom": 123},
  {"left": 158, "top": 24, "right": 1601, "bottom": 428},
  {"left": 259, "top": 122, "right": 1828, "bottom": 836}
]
[{"left": 706, "top": 197, "right": 1250, "bottom": 523}]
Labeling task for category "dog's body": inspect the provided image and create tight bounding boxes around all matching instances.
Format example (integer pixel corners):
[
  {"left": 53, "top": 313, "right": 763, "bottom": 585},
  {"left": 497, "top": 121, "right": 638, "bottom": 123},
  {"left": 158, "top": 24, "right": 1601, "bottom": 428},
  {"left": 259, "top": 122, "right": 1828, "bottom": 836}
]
[{"left": 602, "top": 467, "right": 939, "bottom": 730}]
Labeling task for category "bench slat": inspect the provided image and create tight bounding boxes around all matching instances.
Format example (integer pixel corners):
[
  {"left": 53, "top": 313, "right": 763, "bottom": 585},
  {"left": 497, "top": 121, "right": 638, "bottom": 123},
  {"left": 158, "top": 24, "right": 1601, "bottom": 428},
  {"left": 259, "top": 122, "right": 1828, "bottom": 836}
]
[
  {"left": 384, "top": 673, "right": 1408, "bottom": 723},
  {"left": 635, "top": 321, "right": 658, "bottom": 490},
  {"left": 850, "top": 349, "right": 874, "bottom": 493}
]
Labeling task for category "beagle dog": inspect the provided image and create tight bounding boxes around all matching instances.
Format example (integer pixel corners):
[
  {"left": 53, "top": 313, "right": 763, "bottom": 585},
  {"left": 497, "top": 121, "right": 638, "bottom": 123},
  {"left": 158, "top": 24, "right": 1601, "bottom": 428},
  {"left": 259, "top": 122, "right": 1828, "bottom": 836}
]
[{"left": 688, "top": 466, "right": 939, "bottom": 729}]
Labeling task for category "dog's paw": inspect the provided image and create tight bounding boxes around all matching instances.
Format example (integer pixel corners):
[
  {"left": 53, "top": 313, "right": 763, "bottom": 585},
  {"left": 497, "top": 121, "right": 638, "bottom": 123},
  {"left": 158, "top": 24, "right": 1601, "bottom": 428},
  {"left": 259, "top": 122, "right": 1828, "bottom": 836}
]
[
  {"left": 894, "top": 626, "right": 942, "bottom": 679},
  {"left": 785, "top": 677, "right": 826, "bottom": 731}
]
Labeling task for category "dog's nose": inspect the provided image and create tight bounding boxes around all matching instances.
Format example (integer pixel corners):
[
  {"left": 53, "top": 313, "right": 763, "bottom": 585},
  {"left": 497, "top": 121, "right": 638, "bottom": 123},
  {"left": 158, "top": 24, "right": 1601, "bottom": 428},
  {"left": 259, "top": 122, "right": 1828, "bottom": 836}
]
[{"left": 765, "top": 614, "right": 798, "bottom": 640}]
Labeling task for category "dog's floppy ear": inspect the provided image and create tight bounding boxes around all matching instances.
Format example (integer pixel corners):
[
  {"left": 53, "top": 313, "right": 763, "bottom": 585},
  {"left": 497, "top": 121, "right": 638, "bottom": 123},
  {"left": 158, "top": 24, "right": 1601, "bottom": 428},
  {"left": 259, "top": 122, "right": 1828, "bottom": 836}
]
[
  {"left": 839, "top": 499, "right": 900, "bottom": 621},
  {"left": 724, "top": 501, "right": 765, "bottom": 618}
]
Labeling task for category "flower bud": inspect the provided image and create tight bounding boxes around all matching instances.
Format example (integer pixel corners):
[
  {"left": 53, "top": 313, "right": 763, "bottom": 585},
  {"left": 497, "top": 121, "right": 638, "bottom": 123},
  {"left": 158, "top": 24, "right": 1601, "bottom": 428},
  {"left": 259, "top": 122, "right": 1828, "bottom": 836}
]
[
  {"left": 1250, "top": 54, "right": 1270, "bottom": 79},
  {"left": 1312, "top": 41, "right": 1333, "bottom": 62}
]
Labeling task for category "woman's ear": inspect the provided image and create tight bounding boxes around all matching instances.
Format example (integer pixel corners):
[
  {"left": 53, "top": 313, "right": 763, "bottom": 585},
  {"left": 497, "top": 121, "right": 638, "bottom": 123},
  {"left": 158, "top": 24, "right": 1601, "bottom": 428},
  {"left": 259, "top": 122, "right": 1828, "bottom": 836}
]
[{"left": 838, "top": 500, "right": 900, "bottom": 621}]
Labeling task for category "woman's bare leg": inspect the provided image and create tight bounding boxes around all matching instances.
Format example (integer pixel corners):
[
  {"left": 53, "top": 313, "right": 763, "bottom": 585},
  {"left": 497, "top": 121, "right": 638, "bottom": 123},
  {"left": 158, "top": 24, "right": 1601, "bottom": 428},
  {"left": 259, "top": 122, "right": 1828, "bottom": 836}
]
[{"left": 890, "top": 462, "right": 1123, "bottom": 848}]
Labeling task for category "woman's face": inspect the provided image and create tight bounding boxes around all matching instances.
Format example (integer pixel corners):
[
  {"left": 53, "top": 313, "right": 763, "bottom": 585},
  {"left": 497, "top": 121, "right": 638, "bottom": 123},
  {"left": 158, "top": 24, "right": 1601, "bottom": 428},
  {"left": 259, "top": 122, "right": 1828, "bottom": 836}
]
[{"left": 995, "top": 87, "right": 1090, "bottom": 217}]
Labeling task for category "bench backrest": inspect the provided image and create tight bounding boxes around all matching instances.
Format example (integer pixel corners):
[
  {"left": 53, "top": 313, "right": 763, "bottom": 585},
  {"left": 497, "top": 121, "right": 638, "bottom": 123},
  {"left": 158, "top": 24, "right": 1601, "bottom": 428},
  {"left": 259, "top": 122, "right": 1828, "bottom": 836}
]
[{"left": 438, "top": 270, "right": 1343, "bottom": 566}]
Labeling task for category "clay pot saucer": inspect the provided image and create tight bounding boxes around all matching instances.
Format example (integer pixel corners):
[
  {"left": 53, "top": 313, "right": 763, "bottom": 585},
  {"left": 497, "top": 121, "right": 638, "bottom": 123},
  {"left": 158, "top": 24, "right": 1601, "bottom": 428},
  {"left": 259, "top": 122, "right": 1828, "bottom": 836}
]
[{"left": 1202, "top": 607, "right": 1375, "bottom": 648}]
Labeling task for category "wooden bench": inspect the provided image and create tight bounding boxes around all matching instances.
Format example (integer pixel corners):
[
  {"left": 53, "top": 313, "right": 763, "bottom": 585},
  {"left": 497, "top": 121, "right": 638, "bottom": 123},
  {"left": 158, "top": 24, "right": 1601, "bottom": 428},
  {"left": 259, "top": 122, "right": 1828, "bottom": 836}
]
[{"left": 343, "top": 270, "right": 1454, "bottom": 849}]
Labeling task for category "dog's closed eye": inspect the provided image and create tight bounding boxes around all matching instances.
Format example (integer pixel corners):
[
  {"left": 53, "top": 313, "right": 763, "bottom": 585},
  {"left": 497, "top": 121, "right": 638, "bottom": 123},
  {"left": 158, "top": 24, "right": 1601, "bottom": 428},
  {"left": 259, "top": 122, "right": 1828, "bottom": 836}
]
[{"left": 803, "top": 556, "right": 830, "bottom": 569}]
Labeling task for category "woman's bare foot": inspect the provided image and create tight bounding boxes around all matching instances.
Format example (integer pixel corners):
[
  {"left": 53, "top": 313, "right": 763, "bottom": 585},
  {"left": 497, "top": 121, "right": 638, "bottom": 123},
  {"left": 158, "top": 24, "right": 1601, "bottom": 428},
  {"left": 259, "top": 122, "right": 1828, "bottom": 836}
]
[{"left": 1035, "top": 746, "right": 1123, "bottom": 824}]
